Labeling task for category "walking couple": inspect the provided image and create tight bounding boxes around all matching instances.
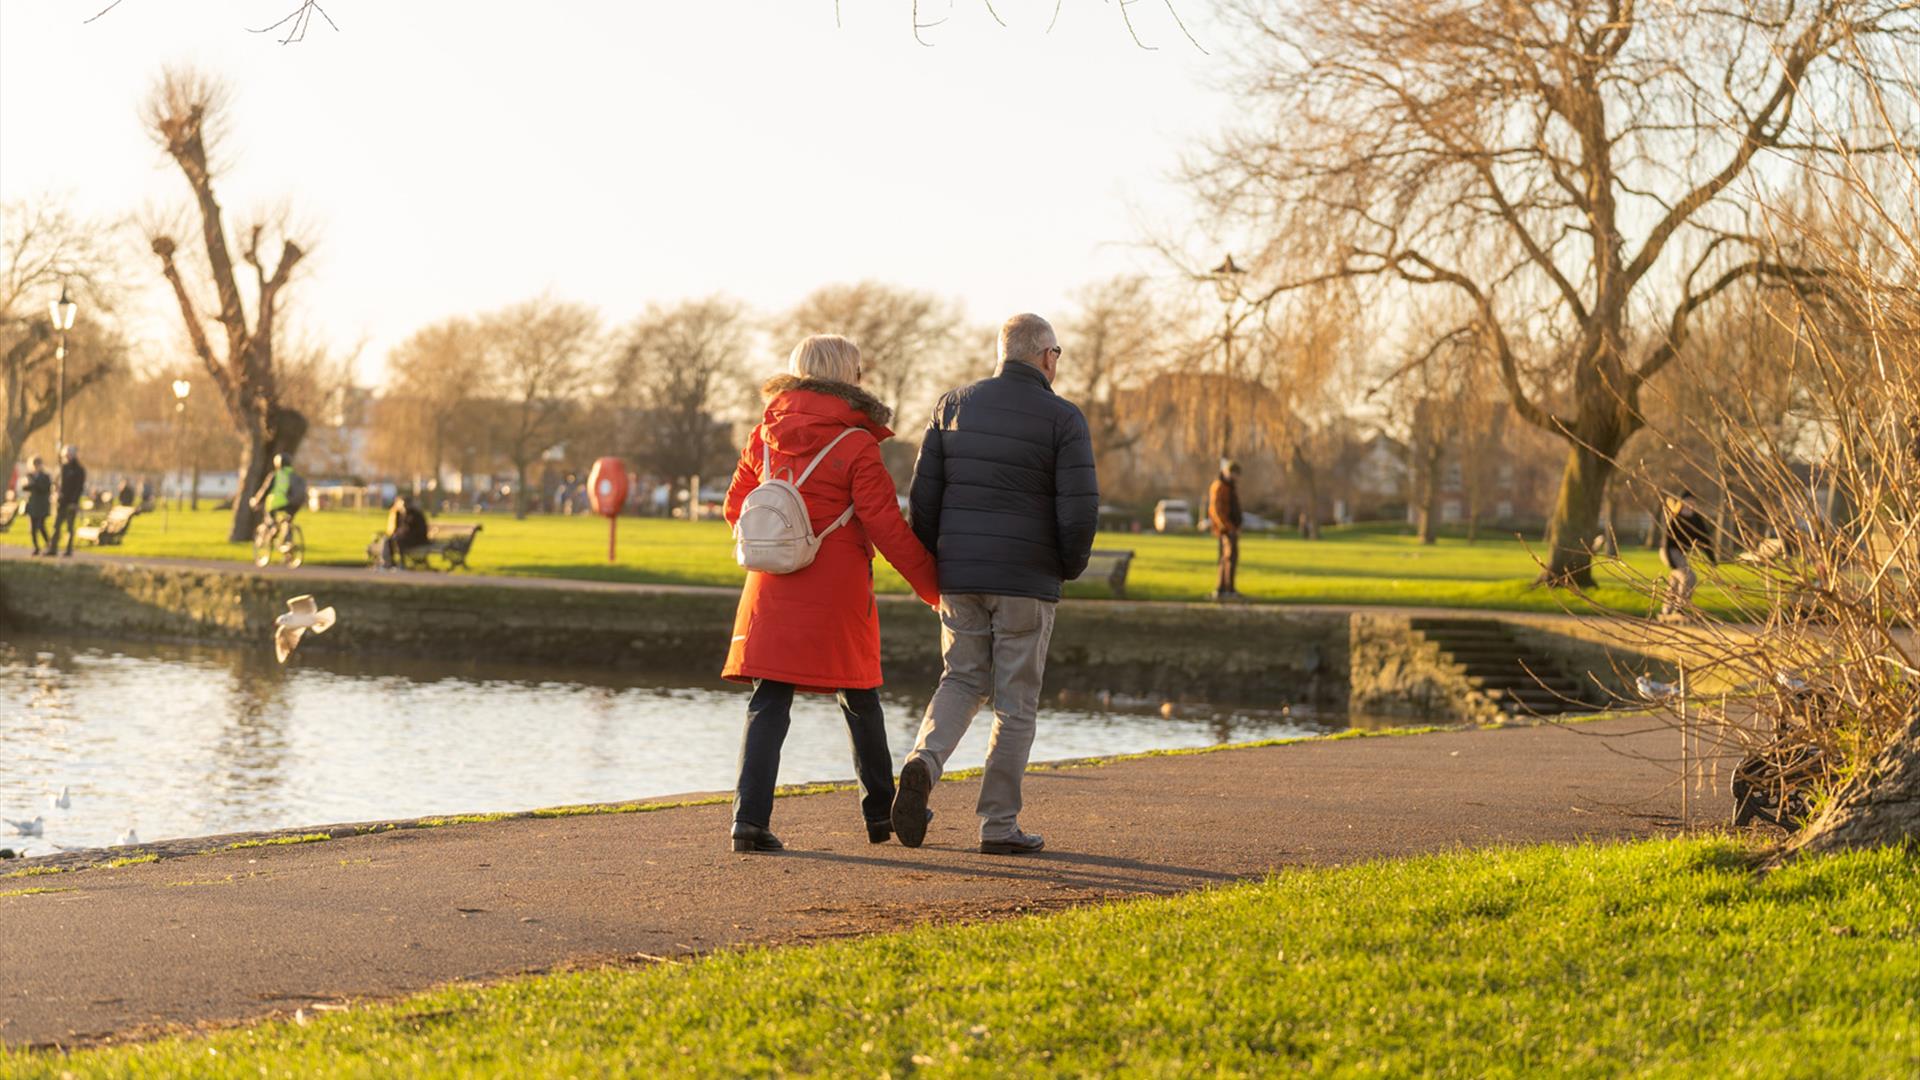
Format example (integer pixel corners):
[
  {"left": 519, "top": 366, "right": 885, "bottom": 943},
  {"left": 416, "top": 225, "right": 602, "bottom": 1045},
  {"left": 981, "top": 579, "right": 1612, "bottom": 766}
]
[{"left": 721, "top": 313, "right": 1099, "bottom": 856}]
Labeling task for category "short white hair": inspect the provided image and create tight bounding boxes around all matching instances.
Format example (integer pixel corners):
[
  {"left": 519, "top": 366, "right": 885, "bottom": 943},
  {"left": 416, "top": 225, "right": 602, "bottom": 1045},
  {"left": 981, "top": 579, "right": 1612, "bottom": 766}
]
[
  {"left": 998, "top": 313, "right": 1055, "bottom": 366},
  {"left": 788, "top": 334, "right": 862, "bottom": 383}
]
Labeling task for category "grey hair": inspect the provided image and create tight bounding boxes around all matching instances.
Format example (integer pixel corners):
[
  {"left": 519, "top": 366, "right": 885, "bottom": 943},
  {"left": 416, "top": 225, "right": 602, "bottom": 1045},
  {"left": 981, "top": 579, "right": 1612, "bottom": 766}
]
[{"left": 998, "top": 313, "right": 1056, "bottom": 366}]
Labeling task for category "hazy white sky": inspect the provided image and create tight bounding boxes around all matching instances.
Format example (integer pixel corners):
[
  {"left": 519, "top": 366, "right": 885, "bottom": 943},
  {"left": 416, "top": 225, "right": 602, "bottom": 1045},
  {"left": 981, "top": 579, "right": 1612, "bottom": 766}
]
[{"left": 1, "top": 0, "right": 1234, "bottom": 385}]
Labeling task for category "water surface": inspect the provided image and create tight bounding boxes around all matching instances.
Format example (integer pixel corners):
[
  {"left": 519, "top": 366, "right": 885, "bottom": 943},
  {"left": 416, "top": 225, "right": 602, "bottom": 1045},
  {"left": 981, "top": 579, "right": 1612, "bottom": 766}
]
[{"left": 0, "top": 633, "right": 1346, "bottom": 855}]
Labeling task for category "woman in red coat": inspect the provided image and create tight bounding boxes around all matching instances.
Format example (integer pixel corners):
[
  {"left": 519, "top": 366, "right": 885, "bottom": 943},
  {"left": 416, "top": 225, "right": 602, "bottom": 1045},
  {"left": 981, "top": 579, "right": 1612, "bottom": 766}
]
[{"left": 722, "top": 334, "right": 940, "bottom": 853}]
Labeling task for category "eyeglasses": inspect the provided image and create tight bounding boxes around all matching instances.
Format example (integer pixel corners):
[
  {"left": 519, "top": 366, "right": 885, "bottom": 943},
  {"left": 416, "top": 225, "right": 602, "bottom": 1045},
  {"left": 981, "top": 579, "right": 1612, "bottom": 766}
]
[{"left": 1046, "top": 346, "right": 1063, "bottom": 359}]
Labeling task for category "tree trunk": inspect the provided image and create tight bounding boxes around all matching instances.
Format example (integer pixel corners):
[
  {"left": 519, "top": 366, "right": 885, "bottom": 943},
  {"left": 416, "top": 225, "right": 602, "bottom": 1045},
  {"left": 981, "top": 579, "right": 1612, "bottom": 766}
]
[
  {"left": 1789, "top": 711, "right": 1920, "bottom": 857},
  {"left": 1540, "top": 442, "right": 1618, "bottom": 588},
  {"left": 230, "top": 435, "right": 267, "bottom": 542},
  {"left": 1290, "top": 443, "right": 1322, "bottom": 540},
  {"left": 1416, "top": 446, "right": 1440, "bottom": 545},
  {"left": 514, "top": 460, "right": 531, "bottom": 520},
  {"left": 191, "top": 460, "right": 201, "bottom": 510}
]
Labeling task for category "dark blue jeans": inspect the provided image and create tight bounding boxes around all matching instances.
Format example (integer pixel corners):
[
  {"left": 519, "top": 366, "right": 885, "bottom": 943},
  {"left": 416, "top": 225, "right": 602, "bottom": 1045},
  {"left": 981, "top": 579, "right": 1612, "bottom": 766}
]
[{"left": 734, "top": 679, "right": 894, "bottom": 830}]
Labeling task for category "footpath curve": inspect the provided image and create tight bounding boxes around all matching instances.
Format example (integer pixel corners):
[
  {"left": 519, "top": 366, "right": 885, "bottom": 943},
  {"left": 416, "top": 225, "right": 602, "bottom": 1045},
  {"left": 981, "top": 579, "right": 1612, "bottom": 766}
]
[{"left": 0, "top": 717, "right": 1726, "bottom": 1049}]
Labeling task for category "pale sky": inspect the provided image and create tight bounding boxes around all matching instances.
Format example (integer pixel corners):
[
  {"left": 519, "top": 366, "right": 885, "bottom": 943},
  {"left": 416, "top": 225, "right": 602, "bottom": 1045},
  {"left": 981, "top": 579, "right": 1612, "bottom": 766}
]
[{"left": 1, "top": 0, "right": 1234, "bottom": 386}]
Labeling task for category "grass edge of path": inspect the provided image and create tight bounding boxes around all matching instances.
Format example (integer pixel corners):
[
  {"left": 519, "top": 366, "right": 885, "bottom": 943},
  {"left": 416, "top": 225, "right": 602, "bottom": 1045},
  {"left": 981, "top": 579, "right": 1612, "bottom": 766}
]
[{"left": 10, "top": 835, "right": 1919, "bottom": 1076}]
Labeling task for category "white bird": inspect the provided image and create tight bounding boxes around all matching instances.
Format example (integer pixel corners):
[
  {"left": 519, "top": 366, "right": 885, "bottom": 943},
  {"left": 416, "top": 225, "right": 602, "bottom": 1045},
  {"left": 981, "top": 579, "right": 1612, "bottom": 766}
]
[
  {"left": 1635, "top": 675, "right": 1679, "bottom": 701},
  {"left": 6, "top": 816, "right": 45, "bottom": 837},
  {"left": 274, "top": 594, "right": 338, "bottom": 663},
  {"left": 117, "top": 827, "right": 139, "bottom": 847},
  {"left": 48, "top": 786, "right": 70, "bottom": 811}
]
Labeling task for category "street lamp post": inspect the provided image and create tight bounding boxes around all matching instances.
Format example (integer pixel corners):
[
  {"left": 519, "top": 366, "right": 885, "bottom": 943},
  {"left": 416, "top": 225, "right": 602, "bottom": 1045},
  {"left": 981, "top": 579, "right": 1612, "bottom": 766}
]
[
  {"left": 48, "top": 283, "right": 78, "bottom": 452},
  {"left": 1209, "top": 254, "right": 1247, "bottom": 456},
  {"left": 167, "top": 379, "right": 191, "bottom": 533}
]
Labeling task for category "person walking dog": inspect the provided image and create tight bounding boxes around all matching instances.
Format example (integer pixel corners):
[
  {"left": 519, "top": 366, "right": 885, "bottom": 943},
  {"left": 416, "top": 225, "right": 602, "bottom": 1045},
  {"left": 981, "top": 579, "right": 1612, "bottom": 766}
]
[
  {"left": 1208, "top": 458, "right": 1244, "bottom": 600},
  {"left": 721, "top": 334, "right": 941, "bottom": 854},
  {"left": 891, "top": 313, "right": 1099, "bottom": 855}
]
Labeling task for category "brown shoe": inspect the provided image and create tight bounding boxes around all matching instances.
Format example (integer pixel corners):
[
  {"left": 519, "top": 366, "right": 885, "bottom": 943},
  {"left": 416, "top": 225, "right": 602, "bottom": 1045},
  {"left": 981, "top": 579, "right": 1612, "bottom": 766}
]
[{"left": 979, "top": 830, "right": 1044, "bottom": 855}]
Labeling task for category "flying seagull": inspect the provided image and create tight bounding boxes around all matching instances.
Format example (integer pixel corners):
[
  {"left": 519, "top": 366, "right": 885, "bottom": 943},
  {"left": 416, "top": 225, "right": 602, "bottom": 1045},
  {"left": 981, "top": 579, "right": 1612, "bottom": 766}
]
[
  {"left": 274, "top": 594, "right": 338, "bottom": 663},
  {"left": 6, "top": 816, "right": 45, "bottom": 837},
  {"left": 48, "top": 786, "right": 70, "bottom": 811}
]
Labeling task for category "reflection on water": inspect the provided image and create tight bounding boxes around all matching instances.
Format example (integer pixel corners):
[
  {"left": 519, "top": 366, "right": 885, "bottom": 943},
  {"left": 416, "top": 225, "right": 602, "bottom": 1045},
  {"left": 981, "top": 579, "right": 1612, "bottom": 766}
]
[{"left": 0, "top": 633, "right": 1346, "bottom": 855}]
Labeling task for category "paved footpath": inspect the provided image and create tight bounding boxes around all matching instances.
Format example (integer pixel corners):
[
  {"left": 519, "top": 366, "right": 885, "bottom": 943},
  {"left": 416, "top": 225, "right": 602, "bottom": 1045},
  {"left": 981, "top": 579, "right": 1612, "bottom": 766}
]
[{"left": 0, "top": 717, "right": 1727, "bottom": 1050}]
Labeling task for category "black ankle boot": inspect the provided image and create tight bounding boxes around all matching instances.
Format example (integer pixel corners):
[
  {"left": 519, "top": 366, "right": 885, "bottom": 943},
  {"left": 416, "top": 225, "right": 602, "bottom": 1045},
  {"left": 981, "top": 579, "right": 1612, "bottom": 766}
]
[{"left": 731, "top": 823, "right": 783, "bottom": 853}]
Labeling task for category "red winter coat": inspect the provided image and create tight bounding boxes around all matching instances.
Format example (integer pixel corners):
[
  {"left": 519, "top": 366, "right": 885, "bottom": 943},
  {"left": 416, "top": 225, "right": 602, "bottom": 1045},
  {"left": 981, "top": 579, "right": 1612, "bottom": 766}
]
[{"left": 722, "top": 376, "right": 940, "bottom": 693}]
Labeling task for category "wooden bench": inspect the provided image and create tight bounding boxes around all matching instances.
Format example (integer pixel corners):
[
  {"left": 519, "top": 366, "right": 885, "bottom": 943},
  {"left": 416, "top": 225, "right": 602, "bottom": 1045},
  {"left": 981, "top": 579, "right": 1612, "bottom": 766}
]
[
  {"left": 76, "top": 505, "right": 137, "bottom": 546},
  {"left": 0, "top": 498, "right": 17, "bottom": 533},
  {"left": 1075, "top": 548, "right": 1136, "bottom": 598},
  {"left": 369, "top": 523, "right": 483, "bottom": 571}
]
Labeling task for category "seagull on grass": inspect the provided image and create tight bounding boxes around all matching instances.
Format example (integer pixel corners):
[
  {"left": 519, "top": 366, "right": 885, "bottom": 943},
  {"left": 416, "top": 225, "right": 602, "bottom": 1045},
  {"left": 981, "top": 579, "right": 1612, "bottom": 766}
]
[
  {"left": 274, "top": 594, "right": 338, "bottom": 663},
  {"left": 6, "top": 816, "right": 45, "bottom": 838}
]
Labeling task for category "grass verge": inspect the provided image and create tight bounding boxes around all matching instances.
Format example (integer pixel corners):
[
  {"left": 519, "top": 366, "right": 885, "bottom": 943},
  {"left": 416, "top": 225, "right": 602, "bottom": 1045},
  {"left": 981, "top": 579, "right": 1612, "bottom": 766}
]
[
  {"left": 7, "top": 837, "right": 1916, "bottom": 1076},
  {"left": 1, "top": 508, "right": 1750, "bottom": 617}
]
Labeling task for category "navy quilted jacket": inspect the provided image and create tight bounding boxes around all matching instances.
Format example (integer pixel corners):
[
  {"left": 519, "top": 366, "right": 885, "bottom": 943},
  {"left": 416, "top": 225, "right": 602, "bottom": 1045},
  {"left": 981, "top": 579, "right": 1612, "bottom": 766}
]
[{"left": 908, "top": 361, "right": 1099, "bottom": 602}]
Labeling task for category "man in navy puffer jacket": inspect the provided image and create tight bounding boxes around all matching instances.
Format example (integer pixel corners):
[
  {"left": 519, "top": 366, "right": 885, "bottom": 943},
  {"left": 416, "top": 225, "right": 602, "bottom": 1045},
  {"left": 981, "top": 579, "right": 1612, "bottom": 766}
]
[{"left": 891, "top": 313, "right": 1098, "bottom": 855}]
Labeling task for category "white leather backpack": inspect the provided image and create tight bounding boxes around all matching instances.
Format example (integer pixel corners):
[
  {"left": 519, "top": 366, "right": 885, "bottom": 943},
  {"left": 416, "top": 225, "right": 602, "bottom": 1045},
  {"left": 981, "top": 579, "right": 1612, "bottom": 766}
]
[{"left": 732, "top": 428, "right": 864, "bottom": 574}]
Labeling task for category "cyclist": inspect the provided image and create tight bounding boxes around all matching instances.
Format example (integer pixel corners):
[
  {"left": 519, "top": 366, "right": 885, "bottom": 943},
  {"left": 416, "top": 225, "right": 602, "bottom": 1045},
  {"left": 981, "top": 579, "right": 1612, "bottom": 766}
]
[{"left": 249, "top": 453, "right": 306, "bottom": 550}]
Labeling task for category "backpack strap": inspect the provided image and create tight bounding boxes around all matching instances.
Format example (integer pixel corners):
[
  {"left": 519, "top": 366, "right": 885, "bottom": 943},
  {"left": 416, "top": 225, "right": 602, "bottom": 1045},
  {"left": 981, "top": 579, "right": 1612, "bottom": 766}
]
[{"left": 797, "top": 428, "right": 866, "bottom": 542}]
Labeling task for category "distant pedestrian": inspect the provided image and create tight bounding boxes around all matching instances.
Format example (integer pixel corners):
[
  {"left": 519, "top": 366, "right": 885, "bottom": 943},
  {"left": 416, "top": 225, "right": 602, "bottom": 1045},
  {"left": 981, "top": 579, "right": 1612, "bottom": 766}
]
[
  {"left": 1659, "top": 490, "right": 1714, "bottom": 620},
  {"left": 116, "top": 478, "right": 135, "bottom": 507},
  {"left": 53, "top": 446, "right": 85, "bottom": 557},
  {"left": 721, "top": 334, "right": 941, "bottom": 854},
  {"left": 891, "top": 312, "right": 1099, "bottom": 856},
  {"left": 22, "top": 456, "right": 52, "bottom": 555},
  {"left": 1208, "top": 458, "right": 1245, "bottom": 601}
]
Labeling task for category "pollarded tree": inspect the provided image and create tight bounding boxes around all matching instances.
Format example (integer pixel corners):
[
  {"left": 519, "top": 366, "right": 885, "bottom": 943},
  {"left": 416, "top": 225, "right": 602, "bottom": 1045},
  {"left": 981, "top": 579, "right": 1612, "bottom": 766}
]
[
  {"left": 1196, "top": 0, "right": 1920, "bottom": 585},
  {"left": 142, "top": 66, "right": 311, "bottom": 542}
]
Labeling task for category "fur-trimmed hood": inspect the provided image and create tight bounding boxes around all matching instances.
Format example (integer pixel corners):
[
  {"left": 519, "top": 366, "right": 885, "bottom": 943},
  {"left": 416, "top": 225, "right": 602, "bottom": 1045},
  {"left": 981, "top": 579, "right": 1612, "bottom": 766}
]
[{"left": 761, "top": 374, "right": 894, "bottom": 429}]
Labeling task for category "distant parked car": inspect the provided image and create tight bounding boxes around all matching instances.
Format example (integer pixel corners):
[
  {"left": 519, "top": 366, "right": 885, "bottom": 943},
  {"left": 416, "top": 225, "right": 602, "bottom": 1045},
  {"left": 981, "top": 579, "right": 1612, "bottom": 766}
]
[
  {"left": 1153, "top": 498, "right": 1194, "bottom": 533},
  {"left": 1241, "top": 511, "right": 1276, "bottom": 532}
]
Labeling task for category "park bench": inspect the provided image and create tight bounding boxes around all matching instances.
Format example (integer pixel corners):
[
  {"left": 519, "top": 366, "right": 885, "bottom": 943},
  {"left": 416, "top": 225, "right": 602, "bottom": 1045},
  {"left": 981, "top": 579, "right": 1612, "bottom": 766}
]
[
  {"left": 368, "top": 523, "right": 483, "bottom": 571},
  {"left": 1075, "top": 548, "right": 1136, "bottom": 598},
  {"left": 75, "top": 505, "right": 137, "bottom": 547},
  {"left": 0, "top": 498, "right": 16, "bottom": 532}
]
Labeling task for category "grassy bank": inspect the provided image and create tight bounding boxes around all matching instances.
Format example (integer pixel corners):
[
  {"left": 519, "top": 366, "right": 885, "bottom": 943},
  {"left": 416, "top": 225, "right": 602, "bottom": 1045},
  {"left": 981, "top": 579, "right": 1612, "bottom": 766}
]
[
  {"left": 10, "top": 837, "right": 1914, "bottom": 1077},
  {"left": 1, "top": 509, "right": 1744, "bottom": 616}
]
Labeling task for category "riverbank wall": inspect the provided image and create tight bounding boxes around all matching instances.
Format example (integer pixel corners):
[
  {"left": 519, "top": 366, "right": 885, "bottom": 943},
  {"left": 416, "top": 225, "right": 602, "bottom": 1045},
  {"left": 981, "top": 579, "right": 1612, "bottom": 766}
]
[{"left": 0, "top": 556, "right": 1675, "bottom": 715}]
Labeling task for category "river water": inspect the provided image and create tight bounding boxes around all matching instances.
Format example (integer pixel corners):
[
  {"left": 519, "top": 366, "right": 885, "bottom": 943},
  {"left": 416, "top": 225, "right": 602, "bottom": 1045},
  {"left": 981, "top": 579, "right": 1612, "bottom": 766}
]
[{"left": 0, "top": 633, "right": 1351, "bottom": 856}]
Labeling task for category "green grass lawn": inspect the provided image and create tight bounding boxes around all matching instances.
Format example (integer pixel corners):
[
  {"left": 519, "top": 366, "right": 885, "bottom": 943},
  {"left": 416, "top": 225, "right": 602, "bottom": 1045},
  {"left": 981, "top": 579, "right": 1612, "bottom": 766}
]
[
  {"left": 9, "top": 837, "right": 1914, "bottom": 1077},
  {"left": 1, "top": 507, "right": 1748, "bottom": 617}
]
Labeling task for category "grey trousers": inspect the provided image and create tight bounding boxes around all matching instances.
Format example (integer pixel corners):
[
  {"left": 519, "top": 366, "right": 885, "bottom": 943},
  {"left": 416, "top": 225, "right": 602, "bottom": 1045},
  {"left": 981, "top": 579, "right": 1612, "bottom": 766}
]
[{"left": 906, "top": 592, "right": 1057, "bottom": 841}]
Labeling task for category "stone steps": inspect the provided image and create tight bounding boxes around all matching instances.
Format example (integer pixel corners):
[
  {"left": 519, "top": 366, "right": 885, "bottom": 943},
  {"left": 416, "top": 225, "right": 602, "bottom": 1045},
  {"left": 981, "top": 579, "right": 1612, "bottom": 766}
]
[{"left": 1409, "top": 617, "right": 1597, "bottom": 717}]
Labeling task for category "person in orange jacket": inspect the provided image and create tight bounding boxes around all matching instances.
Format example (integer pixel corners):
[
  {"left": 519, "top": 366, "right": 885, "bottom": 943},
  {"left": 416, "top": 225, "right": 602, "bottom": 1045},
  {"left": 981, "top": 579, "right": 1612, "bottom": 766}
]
[{"left": 721, "top": 334, "right": 941, "bottom": 854}]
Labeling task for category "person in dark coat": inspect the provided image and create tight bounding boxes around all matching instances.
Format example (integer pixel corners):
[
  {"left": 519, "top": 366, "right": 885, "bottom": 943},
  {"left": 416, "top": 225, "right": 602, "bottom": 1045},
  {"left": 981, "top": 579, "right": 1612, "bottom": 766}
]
[
  {"left": 376, "top": 494, "right": 429, "bottom": 569},
  {"left": 22, "top": 455, "right": 53, "bottom": 555},
  {"left": 1208, "top": 458, "right": 1245, "bottom": 600},
  {"left": 891, "top": 313, "right": 1099, "bottom": 856},
  {"left": 53, "top": 446, "right": 86, "bottom": 557},
  {"left": 1659, "top": 490, "right": 1714, "bottom": 619},
  {"left": 721, "top": 334, "right": 941, "bottom": 854}
]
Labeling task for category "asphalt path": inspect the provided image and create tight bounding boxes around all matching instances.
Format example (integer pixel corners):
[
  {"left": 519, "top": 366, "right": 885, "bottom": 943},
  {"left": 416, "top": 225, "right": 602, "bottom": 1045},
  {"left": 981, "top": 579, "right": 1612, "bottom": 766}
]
[{"left": 0, "top": 716, "right": 1730, "bottom": 1049}]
